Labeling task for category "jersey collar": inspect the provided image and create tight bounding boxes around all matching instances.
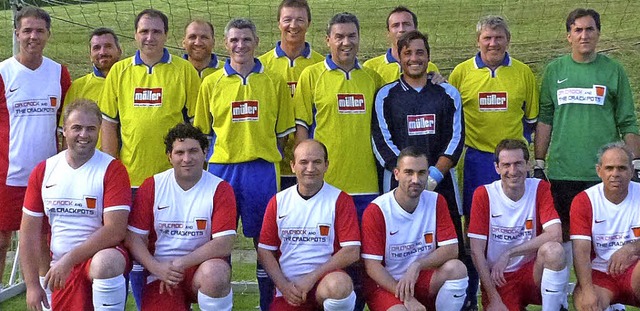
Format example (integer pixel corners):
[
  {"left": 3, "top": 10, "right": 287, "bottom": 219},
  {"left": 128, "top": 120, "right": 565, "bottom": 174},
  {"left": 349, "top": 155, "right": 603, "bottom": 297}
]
[
  {"left": 223, "top": 58, "right": 264, "bottom": 76},
  {"left": 275, "top": 41, "right": 313, "bottom": 59},
  {"left": 385, "top": 48, "right": 398, "bottom": 64},
  {"left": 324, "top": 54, "right": 361, "bottom": 71},
  {"left": 182, "top": 53, "right": 220, "bottom": 69},
  {"left": 92, "top": 65, "right": 106, "bottom": 78},
  {"left": 134, "top": 48, "right": 171, "bottom": 66},
  {"left": 474, "top": 51, "right": 511, "bottom": 69}
]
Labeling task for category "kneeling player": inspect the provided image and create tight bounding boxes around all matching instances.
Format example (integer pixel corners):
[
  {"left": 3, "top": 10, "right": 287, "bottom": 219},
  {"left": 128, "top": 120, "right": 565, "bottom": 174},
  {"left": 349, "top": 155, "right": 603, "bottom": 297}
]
[
  {"left": 362, "top": 146, "right": 468, "bottom": 311},
  {"left": 469, "top": 139, "right": 568, "bottom": 311},
  {"left": 571, "top": 143, "right": 640, "bottom": 310},
  {"left": 126, "top": 123, "right": 237, "bottom": 311},
  {"left": 20, "top": 99, "right": 131, "bottom": 310}
]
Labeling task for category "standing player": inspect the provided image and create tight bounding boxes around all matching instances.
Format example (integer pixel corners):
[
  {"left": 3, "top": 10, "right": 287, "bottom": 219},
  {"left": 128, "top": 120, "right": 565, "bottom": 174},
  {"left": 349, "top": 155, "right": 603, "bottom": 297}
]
[
  {"left": 361, "top": 146, "right": 468, "bottom": 311},
  {"left": 0, "top": 6, "right": 71, "bottom": 291},
  {"left": 534, "top": 8, "right": 640, "bottom": 259},
  {"left": 19, "top": 99, "right": 131, "bottom": 310},
  {"left": 182, "top": 19, "right": 221, "bottom": 79},
  {"left": 449, "top": 16, "right": 538, "bottom": 309},
  {"left": 193, "top": 18, "right": 294, "bottom": 311},
  {"left": 468, "top": 139, "right": 568, "bottom": 311},
  {"left": 259, "top": 0, "right": 324, "bottom": 190},
  {"left": 363, "top": 6, "right": 439, "bottom": 84},
  {"left": 64, "top": 27, "right": 122, "bottom": 149},
  {"left": 258, "top": 139, "right": 360, "bottom": 311},
  {"left": 571, "top": 143, "right": 640, "bottom": 310},
  {"left": 126, "top": 123, "right": 236, "bottom": 311}
]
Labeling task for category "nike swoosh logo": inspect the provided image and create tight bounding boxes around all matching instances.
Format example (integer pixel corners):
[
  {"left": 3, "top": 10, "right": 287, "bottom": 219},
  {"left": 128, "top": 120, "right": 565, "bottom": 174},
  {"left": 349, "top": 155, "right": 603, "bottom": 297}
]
[
  {"left": 453, "top": 293, "right": 465, "bottom": 298},
  {"left": 45, "top": 184, "right": 56, "bottom": 188},
  {"left": 102, "top": 303, "right": 119, "bottom": 307},
  {"left": 278, "top": 214, "right": 287, "bottom": 219},
  {"left": 595, "top": 219, "right": 606, "bottom": 223},
  {"left": 557, "top": 78, "right": 568, "bottom": 84},
  {"left": 158, "top": 205, "right": 170, "bottom": 210},
  {"left": 9, "top": 87, "right": 19, "bottom": 92},
  {"left": 491, "top": 214, "right": 502, "bottom": 218},
  {"left": 544, "top": 289, "right": 559, "bottom": 293},
  {"left": 390, "top": 230, "right": 399, "bottom": 235}
]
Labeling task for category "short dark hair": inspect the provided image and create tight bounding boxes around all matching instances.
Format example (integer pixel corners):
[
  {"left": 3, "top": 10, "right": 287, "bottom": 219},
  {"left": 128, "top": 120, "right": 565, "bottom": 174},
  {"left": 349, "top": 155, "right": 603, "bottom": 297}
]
[
  {"left": 566, "top": 8, "right": 601, "bottom": 32},
  {"left": 135, "top": 9, "right": 169, "bottom": 33},
  {"left": 224, "top": 18, "right": 258, "bottom": 39},
  {"left": 494, "top": 139, "right": 529, "bottom": 163},
  {"left": 386, "top": 6, "right": 417, "bottom": 31},
  {"left": 396, "top": 146, "right": 428, "bottom": 168},
  {"left": 294, "top": 139, "right": 329, "bottom": 162},
  {"left": 185, "top": 19, "right": 214, "bottom": 37},
  {"left": 89, "top": 27, "right": 121, "bottom": 49},
  {"left": 63, "top": 99, "right": 102, "bottom": 126},
  {"left": 597, "top": 142, "right": 633, "bottom": 167},
  {"left": 277, "top": 0, "right": 311, "bottom": 23},
  {"left": 397, "top": 30, "right": 430, "bottom": 58},
  {"left": 326, "top": 12, "right": 359, "bottom": 36},
  {"left": 15, "top": 7, "right": 51, "bottom": 31},
  {"left": 164, "top": 123, "right": 209, "bottom": 154}
]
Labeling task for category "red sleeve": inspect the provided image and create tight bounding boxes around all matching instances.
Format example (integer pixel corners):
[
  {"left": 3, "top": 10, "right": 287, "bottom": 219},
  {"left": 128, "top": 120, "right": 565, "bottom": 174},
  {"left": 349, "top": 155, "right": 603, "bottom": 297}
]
[
  {"left": 57, "top": 66, "right": 72, "bottom": 123},
  {"left": 361, "top": 203, "right": 386, "bottom": 257},
  {"left": 23, "top": 161, "right": 46, "bottom": 214},
  {"left": 334, "top": 192, "right": 360, "bottom": 246},
  {"left": 128, "top": 177, "right": 155, "bottom": 231},
  {"left": 468, "top": 186, "right": 490, "bottom": 237},
  {"left": 435, "top": 194, "right": 457, "bottom": 243},
  {"left": 259, "top": 196, "right": 280, "bottom": 248},
  {"left": 211, "top": 181, "right": 237, "bottom": 235},
  {"left": 570, "top": 191, "right": 593, "bottom": 238},
  {"left": 103, "top": 160, "right": 132, "bottom": 210},
  {"left": 536, "top": 180, "right": 559, "bottom": 228}
]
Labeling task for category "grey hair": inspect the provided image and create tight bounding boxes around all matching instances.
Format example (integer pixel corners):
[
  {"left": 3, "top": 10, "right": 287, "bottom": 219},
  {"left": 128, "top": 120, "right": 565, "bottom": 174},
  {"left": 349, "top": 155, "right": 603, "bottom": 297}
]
[{"left": 476, "top": 15, "right": 511, "bottom": 41}]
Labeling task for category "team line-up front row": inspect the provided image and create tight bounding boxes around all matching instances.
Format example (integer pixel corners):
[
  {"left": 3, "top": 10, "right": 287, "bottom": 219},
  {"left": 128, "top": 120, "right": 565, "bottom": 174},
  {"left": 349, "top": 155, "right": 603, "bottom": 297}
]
[{"left": 2, "top": 1, "right": 640, "bottom": 310}]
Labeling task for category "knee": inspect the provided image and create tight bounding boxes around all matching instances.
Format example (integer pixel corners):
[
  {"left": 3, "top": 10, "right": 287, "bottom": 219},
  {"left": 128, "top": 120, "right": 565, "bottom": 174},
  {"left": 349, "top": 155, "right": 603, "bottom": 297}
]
[
  {"left": 440, "top": 259, "right": 468, "bottom": 280},
  {"left": 195, "top": 259, "right": 231, "bottom": 296},
  {"left": 89, "top": 249, "right": 126, "bottom": 279},
  {"left": 317, "top": 271, "right": 353, "bottom": 299},
  {"left": 538, "top": 241, "right": 566, "bottom": 269}
]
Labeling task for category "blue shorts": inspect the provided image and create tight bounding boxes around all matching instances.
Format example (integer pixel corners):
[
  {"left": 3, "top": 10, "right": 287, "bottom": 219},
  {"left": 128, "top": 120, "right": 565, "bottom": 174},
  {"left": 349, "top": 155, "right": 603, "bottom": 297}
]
[
  {"left": 462, "top": 147, "right": 499, "bottom": 216},
  {"left": 209, "top": 159, "right": 279, "bottom": 238},
  {"left": 353, "top": 194, "right": 377, "bottom": 223}
]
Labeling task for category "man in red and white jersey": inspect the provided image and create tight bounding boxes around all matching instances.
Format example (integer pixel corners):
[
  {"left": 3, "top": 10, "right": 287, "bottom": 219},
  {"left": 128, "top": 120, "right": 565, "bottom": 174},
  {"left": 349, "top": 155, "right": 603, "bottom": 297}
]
[
  {"left": 571, "top": 142, "right": 640, "bottom": 310},
  {"left": 19, "top": 99, "right": 131, "bottom": 311},
  {"left": 258, "top": 139, "right": 360, "bottom": 310},
  {"left": 361, "top": 146, "right": 468, "bottom": 311},
  {"left": 468, "top": 139, "right": 568, "bottom": 311},
  {"left": 0, "top": 6, "right": 71, "bottom": 285},
  {"left": 126, "top": 123, "right": 236, "bottom": 311}
]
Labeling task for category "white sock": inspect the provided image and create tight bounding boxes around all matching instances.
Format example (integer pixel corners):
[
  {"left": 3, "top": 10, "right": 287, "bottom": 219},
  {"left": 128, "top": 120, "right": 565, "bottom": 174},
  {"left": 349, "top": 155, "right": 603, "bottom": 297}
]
[
  {"left": 323, "top": 290, "right": 356, "bottom": 311},
  {"left": 541, "top": 267, "right": 569, "bottom": 311},
  {"left": 608, "top": 304, "right": 626, "bottom": 311},
  {"left": 92, "top": 275, "right": 126, "bottom": 310},
  {"left": 198, "top": 289, "right": 233, "bottom": 311},
  {"left": 436, "top": 277, "right": 468, "bottom": 311},
  {"left": 39, "top": 276, "right": 52, "bottom": 311}
]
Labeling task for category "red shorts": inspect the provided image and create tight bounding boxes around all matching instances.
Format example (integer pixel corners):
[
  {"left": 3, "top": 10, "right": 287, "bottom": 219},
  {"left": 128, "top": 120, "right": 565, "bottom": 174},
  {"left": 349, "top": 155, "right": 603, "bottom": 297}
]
[
  {"left": 52, "top": 245, "right": 130, "bottom": 310},
  {"left": 481, "top": 260, "right": 541, "bottom": 310},
  {"left": 142, "top": 266, "right": 199, "bottom": 311},
  {"left": 592, "top": 263, "right": 640, "bottom": 306},
  {"left": 269, "top": 269, "right": 347, "bottom": 311},
  {"left": 0, "top": 184, "right": 25, "bottom": 231},
  {"left": 364, "top": 269, "right": 435, "bottom": 311}
]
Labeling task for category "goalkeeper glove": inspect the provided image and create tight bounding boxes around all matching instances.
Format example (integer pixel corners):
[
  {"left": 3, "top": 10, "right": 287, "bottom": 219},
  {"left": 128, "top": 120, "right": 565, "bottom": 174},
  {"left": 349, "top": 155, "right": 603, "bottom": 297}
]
[
  {"left": 427, "top": 166, "right": 444, "bottom": 191},
  {"left": 533, "top": 159, "right": 548, "bottom": 181},
  {"left": 633, "top": 159, "right": 640, "bottom": 182}
]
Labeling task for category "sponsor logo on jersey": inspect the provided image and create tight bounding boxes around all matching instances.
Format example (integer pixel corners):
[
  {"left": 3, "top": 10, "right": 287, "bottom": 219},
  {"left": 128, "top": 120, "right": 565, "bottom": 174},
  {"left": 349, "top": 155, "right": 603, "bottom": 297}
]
[
  {"left": 231, "top": 100, "right": 259, "bottom": 122},
  {"left": 633, "top": 225, "right": 640, "bottom": 238},
  {"left": 133, "top": 88, "right": 163, "bottom": 107},
  {"left": 390, "top": 240, "right": 433, "bottom": 259},
  {"left": 337, "top": 94, "right": 366, "bottom": 114},
  {"left": 594, "top": 232, "right": 635, "bottom": 249},
  {"left": 525, "top": 219, "right": 533, "bottom": 230},
  {"left": 49, "top": 96, "right": 58, "bottom": 107},
  {"left": 45, "top": 198, "right": 96, "bottom": 216},
  {"left": 478, "top": 92, "right": 508, "bottom": 111},
  {"left": 407, "top": 114, "right": 435, "bottom": 136},
  {"left": 13, "top": 98, "right": 57, "bottom": 116},
  {"left": 318, "top": 224, "right": 330, "bottom": 236},
  {"left": 280, "top": 226, "right": 328, "bottom": 244},
  {"left": 195, "top": 218, "right": 208, "bottom": 230},
  {"left": 85, "top": 196, "right": 97, "bottom": 209},
  {"left": 424, "top": 232, "right": 434, "bottom": 244},
  {"left": 490, "top": 225, "right": 532, "bottom": 242},
  {"left": 557, "top": 85, "right": 606, "bottom": 106},
  {"left": 287, "top": 81, "right": 297, "bottom": 97},
  {"left": 157, "top": 220, "right": 205, "bottom": 238}
]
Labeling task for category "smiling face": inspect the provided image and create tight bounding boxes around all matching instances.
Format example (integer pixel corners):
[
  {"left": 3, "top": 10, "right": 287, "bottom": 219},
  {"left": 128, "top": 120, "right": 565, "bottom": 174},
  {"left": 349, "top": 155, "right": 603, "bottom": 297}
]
[
  {"left": 326, "top": 22, "right": 359, "bottom": 69},
  {"left": 225, "top": 27, "right": 258, "bottom": 67},
  {"left": 495, "top": 148, "right": 528, "bottom": 193},
  {"left": 291, "top": 140, "right": 328, "bottom": 194},
  {"left": 90, "top": 33, "right": 121, "bottom": 74},
  {"left": 135, "top": 15, "right": 167, "bottom": 58},
  {"left": 399, "top": 38, "right": 429, "bottom": 80},
  {"left": 182, "top": 21, "right": 214, "bottom": 62},
  {"left": 477, "top": 26, "right": 509, "bottom": 68},
  {"left": 278, "top": 6, "right": 310, "bottom": 47},
  {"left": 16, "top": 16, "right": 50, "bottom": 58},
  {"left": 63, "top": 109, "right": 100, "bottom": 159}
]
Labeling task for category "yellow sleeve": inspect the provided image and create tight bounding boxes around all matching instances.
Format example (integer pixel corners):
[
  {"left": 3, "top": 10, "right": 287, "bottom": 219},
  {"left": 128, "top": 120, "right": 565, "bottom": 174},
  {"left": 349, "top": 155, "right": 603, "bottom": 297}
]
[
  {"left": 523, "top": 66, "right": 539, "bottom": 121},
  {"left": 274, "top": 75, "right": 295, "bottom": 137},
  {"left": 293, "top": 67, "right": 315, "bottom": 128},
  {"left": 193, "top": 76, "right": 213, "bottom": 135},
  {"left": 184, "top": 64, "right": 201, "bottom": 120},
  {"left": 99, "top": 63, "right": 121, "bottom": 121},
  {"left": 448, "top": 64, "right": 463, "bottom": 89}
]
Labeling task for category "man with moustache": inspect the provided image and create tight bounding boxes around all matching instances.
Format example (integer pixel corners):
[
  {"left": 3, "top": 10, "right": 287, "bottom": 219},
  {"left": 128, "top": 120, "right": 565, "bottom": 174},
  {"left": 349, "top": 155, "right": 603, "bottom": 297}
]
[{"left": 182, "top": 19, "right": 221, "bottom": 79}]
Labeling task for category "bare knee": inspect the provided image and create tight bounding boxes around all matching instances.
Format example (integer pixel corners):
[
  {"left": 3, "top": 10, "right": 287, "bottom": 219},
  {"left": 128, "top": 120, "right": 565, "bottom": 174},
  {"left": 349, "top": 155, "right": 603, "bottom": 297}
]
[
  {"left": 316, "top": 271, "right": 353, "bottom": 300},
  {"left": 538, "top": 241, "right": 565, "bottom": 270},
  {"left": 194, "top": 258, "right": 231, "bottom": 297},
  {"left": 89, "top": 248, "right": 126, "bottom": 280},
  {"left": 439, "top": 259, "right": 467, "bottom": 280}
]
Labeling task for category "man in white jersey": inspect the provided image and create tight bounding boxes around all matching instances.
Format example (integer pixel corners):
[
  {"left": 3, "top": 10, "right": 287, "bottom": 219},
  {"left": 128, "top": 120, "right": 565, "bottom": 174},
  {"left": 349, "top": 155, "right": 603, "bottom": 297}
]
[
  {"left": 19, "top": 99, "right": 131, "bottom": 311},
  {"left": 361, "top": 146, "right": 468, "bottom": 311},
  {"left": 258, "top": 139, "right": 360, "bottom": 310},
  {"left": 126, "top": 123, "right": 236, "bottom": 311},
  {"left": 468, "top": 139, "right": 568, "bottom": 311},
  {"left": 0, "top": 6, "right": 71, "bottom": 288},
  {"left": 571, "top": 142, "right": 640, "bottom": 310}
]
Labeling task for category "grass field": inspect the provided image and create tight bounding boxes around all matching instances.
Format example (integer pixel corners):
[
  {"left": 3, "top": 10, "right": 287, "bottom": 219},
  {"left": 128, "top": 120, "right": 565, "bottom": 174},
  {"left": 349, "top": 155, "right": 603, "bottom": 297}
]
[{"left": 1, "top": 0, "right": 640, "bottom": 310}]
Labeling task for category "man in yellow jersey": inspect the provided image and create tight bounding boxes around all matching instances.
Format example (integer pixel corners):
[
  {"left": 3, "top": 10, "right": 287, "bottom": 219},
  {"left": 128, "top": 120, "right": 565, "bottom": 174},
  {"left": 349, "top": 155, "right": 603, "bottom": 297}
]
[
  {"left": 182, "top": 19, "right": 221, "bottom": 79},
  {"left": 363, "top": 6, "right": 439, "bottom": 84}
]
